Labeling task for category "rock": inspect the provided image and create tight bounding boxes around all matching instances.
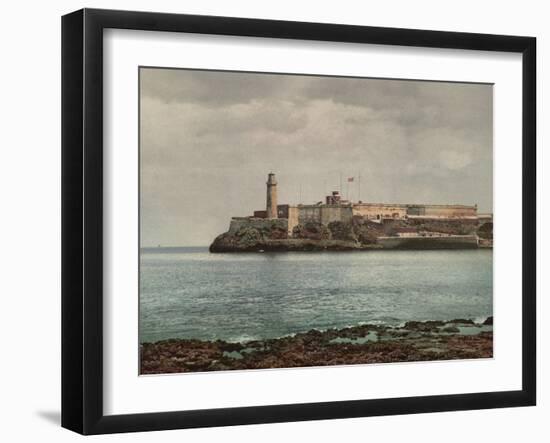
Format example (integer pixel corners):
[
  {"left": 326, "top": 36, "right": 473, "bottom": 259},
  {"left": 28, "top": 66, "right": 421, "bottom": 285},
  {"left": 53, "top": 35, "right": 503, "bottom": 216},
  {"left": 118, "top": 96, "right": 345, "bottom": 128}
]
[
  {"left": 441, "top": 326, "right": 460, "bottom": 333},
  {"left": 327, "top": 221, "right": 357, "bottom": 242},
  {"left": 269, "top": 227, "right": 288, "bottom": 239},
  {"left": 209, "top": 214, "right": 492, "bottom": 252},
  {"left": 352, "top": 217, "right": 383, "bottom": 245},
  {"left": 477, "top": 222, "right": 493, "bottom": 240},
  {"left": 449, "top": 318, "right": 475, "bottom": 325},
  {"left": 404, "top": 320, "right": 445, "bottom": 332},
  {"left": 141, "top": 319, "right": 494, "bottom": 374},
  {"left": 235, "top": 226, "right": 262, "bottom": 243},
  {"left": 292, "top": 222, "right": 331, "bottom": 240}
]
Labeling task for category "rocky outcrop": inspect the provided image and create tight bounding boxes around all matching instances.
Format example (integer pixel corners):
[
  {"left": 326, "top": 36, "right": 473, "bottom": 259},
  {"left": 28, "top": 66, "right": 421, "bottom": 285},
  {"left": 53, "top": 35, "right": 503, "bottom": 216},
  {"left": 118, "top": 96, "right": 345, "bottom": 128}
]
[
  {"left": 477, "top": 222, "right": 493, "bottom": 239},
  {"left": 292, "top": 222, "right": 331, "bottom": 240},
  {"left": 141, "top": 318, "right": 493, "bottom": 374},
  {"left": 327, "top": 220, "right": 357, "bottom": 242},
  {"left": 352, "top": 217, "right": 385, "bottom": 244},
  {"left": 210, "top": 221, "right": 289, "bottom": 252},
  {"left": 209, "top": 216, "right": 493, "bottom": 252},
  {"left": 209, "top": 220, "right": 382, "bottom": 252},
  {"left": 209, "top": 237, "right": 370, "bottom": 253}
]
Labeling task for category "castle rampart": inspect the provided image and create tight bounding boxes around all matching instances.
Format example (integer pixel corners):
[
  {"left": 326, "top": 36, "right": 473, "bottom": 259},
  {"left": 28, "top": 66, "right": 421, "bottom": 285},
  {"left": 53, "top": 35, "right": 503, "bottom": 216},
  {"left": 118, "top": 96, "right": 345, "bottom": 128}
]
[{"left": 352, "top": 203, "right": 408, "bottom": 219}]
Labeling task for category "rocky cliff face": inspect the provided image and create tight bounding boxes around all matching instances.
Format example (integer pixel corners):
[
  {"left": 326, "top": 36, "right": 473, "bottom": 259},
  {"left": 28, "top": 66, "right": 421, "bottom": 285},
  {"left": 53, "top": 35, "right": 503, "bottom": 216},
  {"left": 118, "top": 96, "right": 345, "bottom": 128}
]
[{"left": 209, "top": 216, "right": 493, "bottom": 252}]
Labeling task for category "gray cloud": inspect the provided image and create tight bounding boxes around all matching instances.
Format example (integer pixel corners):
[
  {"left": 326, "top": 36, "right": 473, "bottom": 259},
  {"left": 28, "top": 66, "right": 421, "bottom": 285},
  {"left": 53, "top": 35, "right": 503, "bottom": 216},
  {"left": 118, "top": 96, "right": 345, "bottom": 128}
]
[{"left": 140, "top": 68, "right": 493, "bottom": 246}]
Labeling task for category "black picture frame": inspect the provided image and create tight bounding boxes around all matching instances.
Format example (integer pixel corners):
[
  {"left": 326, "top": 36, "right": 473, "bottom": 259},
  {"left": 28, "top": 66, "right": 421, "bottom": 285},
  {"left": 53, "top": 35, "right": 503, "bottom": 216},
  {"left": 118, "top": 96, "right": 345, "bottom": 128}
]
[{"left": 61, "top": 8, "right": 536, "bottom": 435}]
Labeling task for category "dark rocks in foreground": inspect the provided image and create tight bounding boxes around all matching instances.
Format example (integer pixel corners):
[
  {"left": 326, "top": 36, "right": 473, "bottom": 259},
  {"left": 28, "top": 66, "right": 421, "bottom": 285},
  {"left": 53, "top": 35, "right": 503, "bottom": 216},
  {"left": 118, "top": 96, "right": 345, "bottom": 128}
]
[{"left": 140, "top": 319, "right": 493, "bottom": 374}]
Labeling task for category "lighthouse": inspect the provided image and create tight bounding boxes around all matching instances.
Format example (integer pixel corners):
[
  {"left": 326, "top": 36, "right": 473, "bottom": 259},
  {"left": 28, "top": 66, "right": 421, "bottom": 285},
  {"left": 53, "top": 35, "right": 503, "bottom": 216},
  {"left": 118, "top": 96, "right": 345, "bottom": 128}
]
[{"left": 266, "top": 172, "right": 278, "bottom": 218}]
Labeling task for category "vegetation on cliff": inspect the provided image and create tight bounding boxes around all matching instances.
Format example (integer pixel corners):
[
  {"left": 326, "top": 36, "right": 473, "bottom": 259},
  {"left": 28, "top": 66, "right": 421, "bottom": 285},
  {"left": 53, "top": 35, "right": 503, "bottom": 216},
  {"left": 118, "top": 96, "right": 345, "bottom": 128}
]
[{"left": 209, "top": 216, "right": 493, "bottom": 252}]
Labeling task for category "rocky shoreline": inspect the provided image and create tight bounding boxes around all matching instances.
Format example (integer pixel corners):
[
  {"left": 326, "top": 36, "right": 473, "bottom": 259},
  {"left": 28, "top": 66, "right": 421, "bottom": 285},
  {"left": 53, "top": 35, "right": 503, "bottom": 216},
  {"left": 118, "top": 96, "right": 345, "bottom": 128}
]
[
  {"left": 140, "top": 317, "right": 493, "bottom": 374},
  {"left": 209, "top": 218, "right": 493, "bottom": 252}
]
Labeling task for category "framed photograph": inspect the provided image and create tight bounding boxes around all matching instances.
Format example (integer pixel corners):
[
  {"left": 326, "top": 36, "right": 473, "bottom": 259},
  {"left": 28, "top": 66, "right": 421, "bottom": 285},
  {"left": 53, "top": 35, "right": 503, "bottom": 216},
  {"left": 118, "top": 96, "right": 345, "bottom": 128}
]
[{"left": 62, "top": 8, "right": 536, "bottom": 434}]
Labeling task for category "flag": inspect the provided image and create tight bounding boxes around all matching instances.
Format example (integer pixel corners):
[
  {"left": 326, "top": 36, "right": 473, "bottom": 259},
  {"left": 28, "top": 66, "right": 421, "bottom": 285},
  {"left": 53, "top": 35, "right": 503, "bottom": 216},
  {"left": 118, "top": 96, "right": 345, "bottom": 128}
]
[{"left": 347, "top": 177, "right": 354, "bottom": 182}]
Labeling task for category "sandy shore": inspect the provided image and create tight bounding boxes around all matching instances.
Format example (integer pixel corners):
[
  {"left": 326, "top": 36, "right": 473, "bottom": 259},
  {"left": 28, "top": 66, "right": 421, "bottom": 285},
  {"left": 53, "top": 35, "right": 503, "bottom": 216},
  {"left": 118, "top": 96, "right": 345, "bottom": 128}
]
[{"left": 140, "top": 317, "right": 493, "bottom": 374}]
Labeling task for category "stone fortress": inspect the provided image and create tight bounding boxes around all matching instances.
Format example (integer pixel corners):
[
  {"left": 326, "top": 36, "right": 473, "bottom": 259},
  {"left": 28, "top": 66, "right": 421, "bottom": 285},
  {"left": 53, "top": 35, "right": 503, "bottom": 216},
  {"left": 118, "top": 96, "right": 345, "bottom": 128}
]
[
  {"left": 211, "top": 173, "right": 493, "bottom": 252},
  {"left": 230, "top": 173, "right": 480, "bottom": 234}
]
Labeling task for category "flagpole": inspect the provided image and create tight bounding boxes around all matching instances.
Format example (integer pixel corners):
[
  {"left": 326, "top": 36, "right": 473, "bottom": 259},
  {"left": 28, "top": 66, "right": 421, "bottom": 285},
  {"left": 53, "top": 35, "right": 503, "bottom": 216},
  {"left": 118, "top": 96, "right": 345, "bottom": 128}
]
[{"left": 358, "top": 172, "right": 361, "bottom": 202}]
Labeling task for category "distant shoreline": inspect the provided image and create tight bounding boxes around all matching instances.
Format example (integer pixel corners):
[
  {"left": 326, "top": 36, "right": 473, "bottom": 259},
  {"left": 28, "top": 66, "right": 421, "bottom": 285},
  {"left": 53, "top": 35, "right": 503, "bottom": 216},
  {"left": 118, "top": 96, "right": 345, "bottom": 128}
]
[{"left": 140, "top": 317, "right": 493, "bottom": 374}]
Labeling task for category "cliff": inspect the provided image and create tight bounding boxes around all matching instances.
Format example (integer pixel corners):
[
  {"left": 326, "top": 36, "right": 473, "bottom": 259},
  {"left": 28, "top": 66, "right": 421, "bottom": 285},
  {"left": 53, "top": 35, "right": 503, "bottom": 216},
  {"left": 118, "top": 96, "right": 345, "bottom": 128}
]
[{"left": 209, "top": 216, "right": 493, "bottom": 252}]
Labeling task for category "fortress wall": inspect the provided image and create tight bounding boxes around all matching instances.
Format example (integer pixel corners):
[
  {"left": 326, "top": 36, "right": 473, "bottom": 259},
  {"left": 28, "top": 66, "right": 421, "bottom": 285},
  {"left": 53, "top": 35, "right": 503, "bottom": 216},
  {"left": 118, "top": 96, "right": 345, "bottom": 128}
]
[
  {"left": 229, "top": 217, "right": 288, "bottom": 234},
  {"left": 297, "top": 205, "right": 353, "bottom": 225},
  {"left": 298, "top": 206, "right": 322, "bottom": 224},
  {"left": 287, "top": 206, "right": 299, "bottom": 234},
  {"left": 353, "top": 204, "right": 408, "bottom": 219},
  {"left": 321, "top": 206, "right": 353, "bottom": 224},
  {"left": 422, "top": 205, "right": 477, "bottom": 217}
]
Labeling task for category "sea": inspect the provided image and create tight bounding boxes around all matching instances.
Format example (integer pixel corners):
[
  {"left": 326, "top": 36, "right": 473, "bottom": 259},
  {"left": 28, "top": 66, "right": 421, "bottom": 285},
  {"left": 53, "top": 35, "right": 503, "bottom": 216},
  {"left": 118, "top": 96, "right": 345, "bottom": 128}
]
[{"left": 139, "top": 247, "right": 493, "bottom": 343}]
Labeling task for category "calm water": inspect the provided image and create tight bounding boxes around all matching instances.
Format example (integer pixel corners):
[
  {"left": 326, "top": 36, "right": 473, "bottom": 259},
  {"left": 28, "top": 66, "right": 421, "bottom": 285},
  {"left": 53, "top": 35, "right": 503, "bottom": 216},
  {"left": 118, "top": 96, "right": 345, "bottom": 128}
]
[{"left": 140, "top": 248, "right": 493, "bottom": 343}]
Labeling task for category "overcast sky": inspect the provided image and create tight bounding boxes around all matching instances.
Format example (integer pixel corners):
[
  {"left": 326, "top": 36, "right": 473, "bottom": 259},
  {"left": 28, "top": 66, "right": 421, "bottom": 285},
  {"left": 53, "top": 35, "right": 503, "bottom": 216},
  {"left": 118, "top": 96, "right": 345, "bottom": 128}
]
[{"left": 140, "top": 68, "right": 493, "bottom": 247}]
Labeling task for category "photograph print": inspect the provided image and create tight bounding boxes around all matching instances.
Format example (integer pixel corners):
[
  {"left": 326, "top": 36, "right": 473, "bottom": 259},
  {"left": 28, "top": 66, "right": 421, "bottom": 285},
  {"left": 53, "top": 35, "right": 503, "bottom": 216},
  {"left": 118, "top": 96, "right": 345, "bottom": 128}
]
[{"left": 139, "top": 67, "right": 494, "bottom": 375}]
